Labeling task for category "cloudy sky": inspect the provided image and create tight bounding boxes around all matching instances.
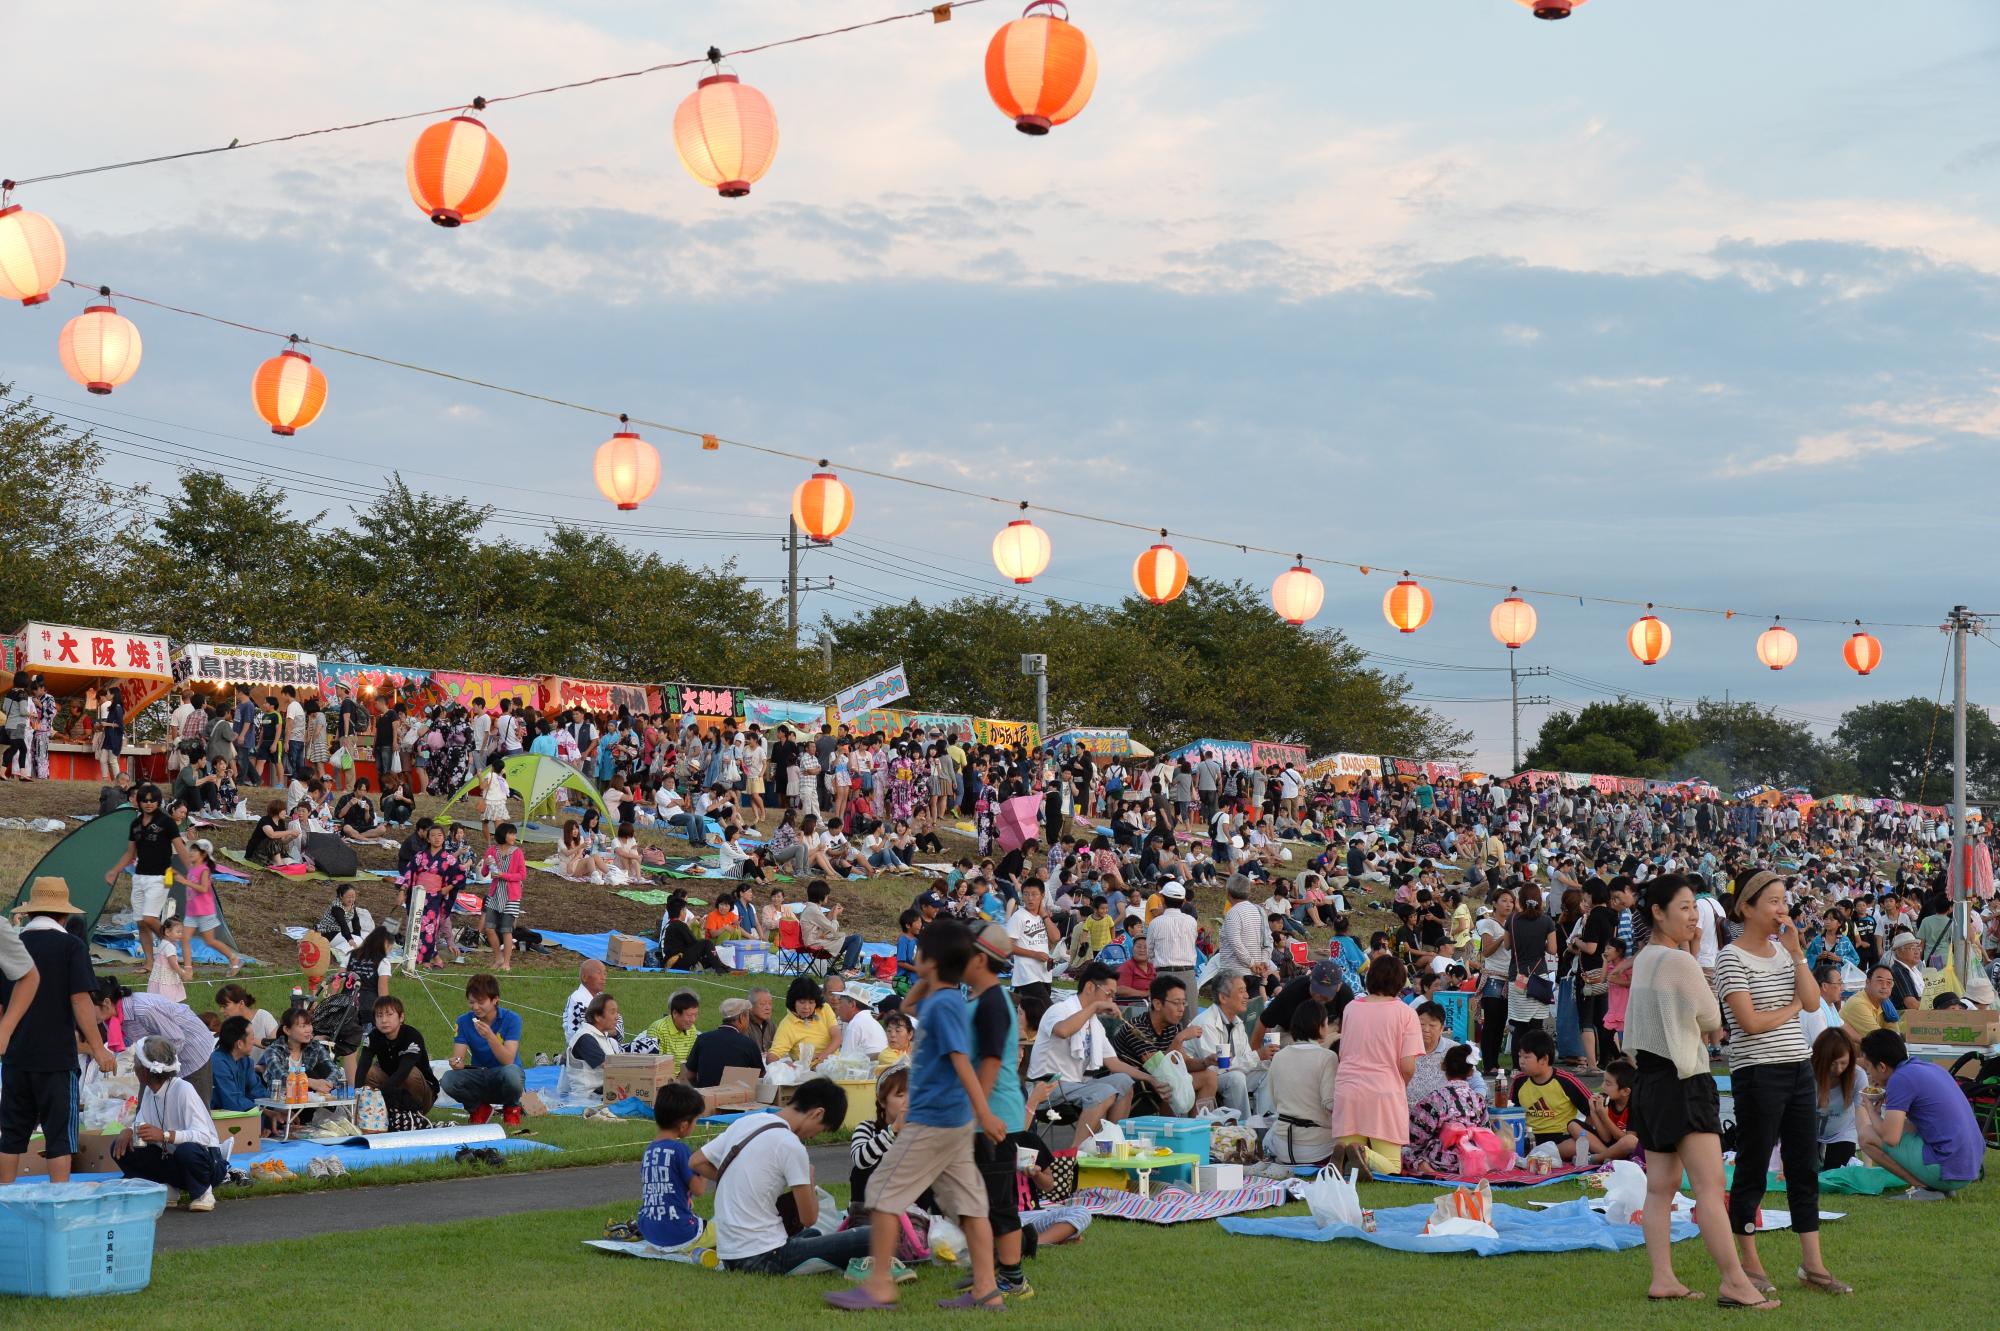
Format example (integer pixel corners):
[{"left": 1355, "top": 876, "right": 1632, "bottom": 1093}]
[{"left": 5, "top": 0, "right": 1999, "bottom": 767}]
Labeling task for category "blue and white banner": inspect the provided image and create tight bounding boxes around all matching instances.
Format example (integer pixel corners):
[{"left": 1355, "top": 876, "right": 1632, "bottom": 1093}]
[{"left": 834, "top": 662, "right": 910, "bottom": 724}]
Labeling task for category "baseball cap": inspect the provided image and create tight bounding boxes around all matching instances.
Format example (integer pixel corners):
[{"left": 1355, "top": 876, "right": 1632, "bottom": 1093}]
[
  {"left": 1160, "top": 881, "right": 1186, "bottom": 900},
  {"left": 975, "top": 922, "right": 1014, "bottom": 963},
  {"left": 1308, "top": 959, "right": 1344, "bottom": 1000},
  {"left": 919, "top": 890, "right": 947, "bottom": 912},
  {"left": 192, "top": 838, "right": 215, "bottom": 856}
]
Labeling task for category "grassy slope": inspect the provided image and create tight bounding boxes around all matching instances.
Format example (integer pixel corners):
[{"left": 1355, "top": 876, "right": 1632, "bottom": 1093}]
[{"left": 6, "top": 1175, "right": 1994, "bottom": 1328}]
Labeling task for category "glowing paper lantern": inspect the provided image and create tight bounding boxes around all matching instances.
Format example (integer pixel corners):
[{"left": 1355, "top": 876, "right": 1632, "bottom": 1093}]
[
  {"left": 1489, "top": 593, "right": 1537, "bottom": 650},
  {"left": 406, "top": 114, "right": 509, "bottom": 226},
  {"left": 1844, "top": 630, "right": 1883, "bottom": 676},
  {"left": 1514, "top": 0, "right": 1589, "bottom": 17},
  {"left": 1270, "top": 563, "right": 1324, "bottom": 626},
  {"left": 57, "top": 300, "right": 142, "bottom": 394},
  {"left": 593, "top": 421, "right": 660, "bottom": 510},
  {"left": 793, "top": 468, "right": 854, "bottom": 542},
  {"left": 1756, "top": 622, "right": 1798, "bottom": 671},
  {"left": 1132, "top": 539, "right": 1188, "bottom": 605},
  {"left": 985, "top": 1, "right": 1098, "bottom": 135},
  {"left": 1382, "top": 577, "right": 1432, "bottom": 634},
  {"left": 992, "top": 516, "right": 1051, "bottom": 584},
  {"left": 250, "top": 347, "right": 328, "bottom": 436},
  {"left": 674, "top": 73, "right": 779, "bottom": 197},
  {"left": 0, "top": 204, "right": 65, "bottom": 306},
  {"left": 1628, "top": 612, "right": 1671, "bottom": 666}
]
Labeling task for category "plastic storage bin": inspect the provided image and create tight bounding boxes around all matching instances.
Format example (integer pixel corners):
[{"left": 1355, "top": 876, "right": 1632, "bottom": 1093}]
[
  {"left": 1488, "top": 1105, "right": 1528, "bottom": 1161},
  {"left": 1120, "top": 1115, "right": 1212, "bottom": 1183},
  {"left": 0, "top": 1179, "right": 170, "bottom": 1298}
]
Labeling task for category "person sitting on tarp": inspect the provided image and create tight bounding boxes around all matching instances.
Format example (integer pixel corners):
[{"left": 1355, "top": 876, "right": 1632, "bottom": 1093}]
[
  {"left": 558, "top": 993, "right": 623, "bottom": 1102},
  {"left": 353, "top": 996, "right": 437, "bottom": 1131},
  {"left": 1852, "top": 1028, "right": 1984, "bottom": 1199},
  {"left": 114, "top": 1035, "right": 227, "bottom": 1213},
  {"left": 207, "top": 1016, "right": 267, "bottom": 1112}
]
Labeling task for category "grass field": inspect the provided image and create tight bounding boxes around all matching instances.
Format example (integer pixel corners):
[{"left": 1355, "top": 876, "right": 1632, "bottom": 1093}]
[{"left": 5, "top": 1171, "right": 1993, "bottom": 1328}]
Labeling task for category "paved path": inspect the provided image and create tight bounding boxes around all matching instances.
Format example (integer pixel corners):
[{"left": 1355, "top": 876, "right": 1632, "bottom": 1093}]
[{"left": 155, "top": 1144, "right": 854, "bottom": 1250}]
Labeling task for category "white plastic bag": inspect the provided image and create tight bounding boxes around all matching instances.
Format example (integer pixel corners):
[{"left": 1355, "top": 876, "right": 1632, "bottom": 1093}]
[
  {"left": 1423, "top": 1216, "right": 1499, "bottom": 1239},
  {"left": 926, "top": 1213, "right": 970, "bottom": 1266},
  {"left": 1602, "top": 1159, "right": 1647, "bottom": 1224},
  {"left": 1304, "top": 1165, "right": 1365, "bottom": 1230},
  {"left": 1144, "top": 1049, "right": 1196, "bottom": 1116}
]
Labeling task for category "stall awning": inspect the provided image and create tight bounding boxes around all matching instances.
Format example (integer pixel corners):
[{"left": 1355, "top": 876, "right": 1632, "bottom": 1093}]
[
  {"left": 173, "top": 642, "right": 321, "bottom": 694},
  {"left": 6, "top": 621, "right": 174, "bottom": 713}
]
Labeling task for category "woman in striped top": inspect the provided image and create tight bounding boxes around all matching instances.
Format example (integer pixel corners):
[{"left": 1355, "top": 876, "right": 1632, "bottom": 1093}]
[{"left": 1716, "top": 870, "right": 1850, "bottom": 1296}]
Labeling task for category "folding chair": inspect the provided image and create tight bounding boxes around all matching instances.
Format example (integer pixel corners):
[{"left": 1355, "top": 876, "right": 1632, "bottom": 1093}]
[{"left": 775, "top": 917, "right": 825, "bottom": 977}]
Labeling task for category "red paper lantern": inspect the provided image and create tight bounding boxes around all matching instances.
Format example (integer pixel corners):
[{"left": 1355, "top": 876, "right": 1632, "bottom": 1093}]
[
  {"left": 674, "top": 72, "right": 779, "bottom": 197},
  {"left": 406, "top": 114, "right": 509, "bottom": 226},
  {"left": 593, "top": 421, "right": 660, "bottom": 510},
  {"left": 1270, "top": 563, "right": 1324, "bottom": 626},
  {"left": 985, "top": 1, "right": 1098, "bottom": 135},
  {"left": 0, "top": 203, "right": 65, "bottom": 306},
  {"left": 1514, "top": 0, "right": 1589, "bottom": 17},
  {"left": 793, "top": 468, "right": 854, "bottom": 542},
  {"left": 1628, "top": 612, "right": 1671, "bottom": 666},
  {"left": 1755, "top": 622, "right": 1798, "bottom": 671},
  {"left": 57, "top": 300, "right": 142, "bottom": 394},
  {"left": 1843, "top": 630, "right": 1883, "bottom": 676},
  {"left": 1133, "top": 539, "right": 1188, "bottom": 605},
  {"left": 1489, "top": 593, "right": 1537, "bottom": 649},
  {"left": 1382, "top": 577, "right": 1432, "bottom": 634},
  {"left": 250, "top": 346, "right": 328, "bottom": 436}
]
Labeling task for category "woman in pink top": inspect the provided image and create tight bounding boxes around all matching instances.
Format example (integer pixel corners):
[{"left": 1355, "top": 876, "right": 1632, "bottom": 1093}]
[
  {"left": 1328, "top": 953, "right": 1423, "bottom": 1178},
  {"left": 481, "top": 823, "right": 528, "bottom": 971}
]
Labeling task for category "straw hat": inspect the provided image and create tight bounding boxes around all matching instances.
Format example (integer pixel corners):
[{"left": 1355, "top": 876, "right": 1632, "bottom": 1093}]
[{"left": 12, "top": 876, "right": 82, "bottom": 919}]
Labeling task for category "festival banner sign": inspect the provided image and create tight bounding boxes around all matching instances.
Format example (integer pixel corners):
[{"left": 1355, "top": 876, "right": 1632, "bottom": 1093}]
[
  {"left": 743, "top": 697, "right": 829, "bottom": 729},
  {"left": 174, "top": 642, "right": 322, "bottom": 693},
  {"left": 424, "top": 671, "right": 540, "bottom": 714},
  {"left": 317, "top": 661, "right": 432, "bottom": 700},
  {"left": 1049, "top": 727, "right": 1133, "bottom": 757},
  {"left": 1252, "top": 741, "right": 1309, "bottom": 768},
  {"left": 24, "top": 622, "right": 172, "bottom": 683},
  {"left": 664, "top": 681, "right": 746, "bottom": 719},
  {"left": 974, "top": 717, "right": 1039, "bottom": 749},
  {"left": 1424, "top": 761, "right": 1462, "bottom": 783},
  {"left": 834, "top": 662, "right": 910, "bottom": 724},
  {"left": 543, "top": 675, "right": 659, "bottom": 717}
]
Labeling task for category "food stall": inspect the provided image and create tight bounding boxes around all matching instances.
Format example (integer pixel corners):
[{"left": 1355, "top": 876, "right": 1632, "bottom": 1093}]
[
  {"left": 2, "top": 621, "right": 175, "bottom": 779},
  {"left": 316, "top": 660, "right": 431, "bottom": 705},
  {"left": 538, "top": 674, "right": 660, "bottom": 718},
  {"left": 171, "top": 642, "right": 322, "bottom": 703},
  {"left": 420, "top": 670, "right": 540, "bottom": 715},
  {"left": 664, "top": 680, "right": 749, "bottom": 734}
]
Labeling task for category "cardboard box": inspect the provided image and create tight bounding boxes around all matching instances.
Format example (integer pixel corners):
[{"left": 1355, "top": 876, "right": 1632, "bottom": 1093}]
[
  {"left": 602, "top": 1054, "right": 677, "bottom": 1103},
  {"left": 212, "top": 1109, "right": 262, "bottom": 1154},
  {"left": 22, "top": 1111, "right": 252, "bottom": 1177},
  {"left": 697, "top": 1066, "right": 761, "bottom": 1115},
  {"left": 1196, "top": 1163, "right": 1245, "bottom": 1192},
  {"left": 1901, "top": 1007, "right": 2000, "bottom": 1047},
  {"left": 604, "top": 933, "right": 650, "bottom": 969}
]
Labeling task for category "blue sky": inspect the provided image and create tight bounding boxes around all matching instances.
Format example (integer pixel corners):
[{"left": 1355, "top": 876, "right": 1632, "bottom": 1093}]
[{"left": 4, "top": 0, "right": 1999, "bottom": 767}]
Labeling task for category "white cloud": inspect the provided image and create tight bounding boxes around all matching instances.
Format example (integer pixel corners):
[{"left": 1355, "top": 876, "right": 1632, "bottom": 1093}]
[{"left": 1720, "top": 427, "right": 1932, "bottom": 476}]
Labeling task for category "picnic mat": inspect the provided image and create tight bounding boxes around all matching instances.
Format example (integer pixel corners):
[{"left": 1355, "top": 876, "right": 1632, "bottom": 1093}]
[
  {"left": 219, "top": 848, "right": 370, "bottom": 884},
  {"left": 1070, "top": 1181, "right": 1294, "bottom": 1224},
  {"left": 1818, "top": 1163, "right": 1915, "bottom": 1195},
  {"left": 1532, "top": 1195, "right": 1843, "bottom": 1232},
  {"left": 585, "top": 1237, "right": 839, "bottom": 1274},
  {"left": 1358, "top": 1164, "right": 1598, "bottom": 1190},
  {"left": 74, "top": 1124, "right": 554, "bottom": 1182},
  {"left": 1221, "top": 1197, "right": 1698, "bottom": 1257},
  {"left": 616, "top": 889, "right": 679, "bottom": 906}
]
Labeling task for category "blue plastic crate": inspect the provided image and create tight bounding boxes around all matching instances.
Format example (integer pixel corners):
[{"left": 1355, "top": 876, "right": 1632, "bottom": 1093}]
[
  {"left": 0, "top": 1180, "right": 170, "bottom": 1298},
  {"left": 1119, "top": 1114, "right": 1212, "bottom": 1181}
]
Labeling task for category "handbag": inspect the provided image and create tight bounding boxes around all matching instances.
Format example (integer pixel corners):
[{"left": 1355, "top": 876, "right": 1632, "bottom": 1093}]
[
  {"left": 1513, "top": 918, "right": 1556, "bottom": 1005},
  {"left": 1581, "top": 966, "right": 1609, "bottom": 998}
]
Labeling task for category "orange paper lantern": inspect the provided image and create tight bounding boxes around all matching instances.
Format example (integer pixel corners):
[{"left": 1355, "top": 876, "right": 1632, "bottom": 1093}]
[
  {"left": 57, "top": 300, "right": 142, "bottom": 394},
  {"left": 992, "top": 516, "right": 1051, "bottom": 584},
  {"left": 1489, "top": 593, "right": 1537, "bottom": 650},
  {"left": 674, "top": 73, "right": 779, "bottom": 197},
  {"left": 250, "top": 347, "right": 328, "bottom": 436},
  {"left": 1843, "top": 630, "right": 1882, "bottom": 676},
  {"left": 1133, "top": 540, "right": 1188, "bottom": 605},
  {"left": 985, "top": 1, "right": 1098, "bottom": 135},
  {"left": 1383, "top": 577, "right": 1432, "bottom": 634},
  {"left": 0, "top": 203, "right": 65, "bottom": 306},
  {"left": 1628, "top": 612, "right": 1671, "bottom": 666},
  {"left": 1755, "top": 622, "right": 1798, "bottom": 671},
  {"left": 793, "top": 469, "right": 854, "bottom": 542},
  {"left": 1515, "top": 0, "right": 1589, "bottom": 17},
  {"left": 593, "top": 422, "right": 660, "bottom": 510},
  {"left": 1271, "top": 563, "right": 1324, "bottom": 626},
  {"left": 406, "top": 114, "right": 509, "bottom": 226}
]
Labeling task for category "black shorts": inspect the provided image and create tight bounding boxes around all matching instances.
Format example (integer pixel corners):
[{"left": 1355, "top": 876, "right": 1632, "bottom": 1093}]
[
  {"left": 972, "top": 1134, "right": 1021, "bottom": 1237},
  {"left": 1629, "top": 1049, "right": 1721, "bottom": 1154},
  {"left": 0, "top": 1067, "right": 79, "bottom": 1158}
]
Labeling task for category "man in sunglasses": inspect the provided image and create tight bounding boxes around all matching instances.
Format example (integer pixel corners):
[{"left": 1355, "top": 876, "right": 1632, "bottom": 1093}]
[{"left": 105, "top": 784, "right": 186, "bottom": 970}]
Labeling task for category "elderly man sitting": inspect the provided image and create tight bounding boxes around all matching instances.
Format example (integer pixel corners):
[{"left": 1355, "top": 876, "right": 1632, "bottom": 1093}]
[
  {"left": 563, "top": 959, "right": 622, "bottom": 1049},
  {"left": 829, "top": 986, "right": 887, "bottom": 1062},
  {"left": 1190, "top": 973, "right": 1268, "bottom": 1117}
]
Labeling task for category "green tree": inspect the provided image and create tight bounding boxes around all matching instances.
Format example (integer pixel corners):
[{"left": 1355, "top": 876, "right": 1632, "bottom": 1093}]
[
  {"left": 1833, "top": 697, "right": 2000, "bottom": 802},
  {"left": 126, "top": 471, "right": 334, "bottom": 647},
  {"left": 0, "top": 385, "right": 145, "bottom": 628},
  {"left": 1525, "top": 700, "right": 1690, "bottom": 777},
  {"left": 1664, "top": 699, "right": 1859, "bottom": 791}
]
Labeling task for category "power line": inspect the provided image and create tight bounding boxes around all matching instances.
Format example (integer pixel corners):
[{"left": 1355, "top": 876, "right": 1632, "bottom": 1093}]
[{"left": 6, "top": 2, "right": 993, "bottom": 187}]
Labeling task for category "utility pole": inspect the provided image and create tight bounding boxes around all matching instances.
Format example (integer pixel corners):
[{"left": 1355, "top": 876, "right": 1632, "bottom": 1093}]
[
  {"left": 786, "top": 516, "right": 800, "bottom": 649},
  {"left": 1508, "top": 657, "right": 1550, "bottom": 772},
  {"left": 1949, "top": 605, "right": 1976, "bottom": 983}
]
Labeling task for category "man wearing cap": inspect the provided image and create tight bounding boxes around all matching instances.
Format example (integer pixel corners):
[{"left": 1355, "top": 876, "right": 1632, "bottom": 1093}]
[
  {"left": 1258, "top": 959, "right": 1348, "bottom": 1046},
  {"left": 1, "top": 878, "right": 115, "bottom": 1184},
  {"left": 685, "top": 996, "right": 766, "bottom": 1088},
  {"left": 1886, "top": 932, "right": 1926, "bottom": 1014},
  {"left": 104, "top": 783, "right": 185, "bottom": 971},
  {"left": 1145, "top": 882, "right": 1199, "bottom": 997},
  {"left": 831, "top": 987, "right": 888, "bottom": 1062}
]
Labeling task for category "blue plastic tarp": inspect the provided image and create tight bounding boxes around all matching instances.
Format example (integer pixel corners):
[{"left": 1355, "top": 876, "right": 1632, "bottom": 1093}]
[{"left": 1219, "top": 1198, "right": 1697, "bottom": 1257}]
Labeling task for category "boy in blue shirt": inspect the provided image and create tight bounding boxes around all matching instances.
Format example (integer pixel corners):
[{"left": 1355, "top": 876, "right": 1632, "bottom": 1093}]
[
  {"left": 828, "top": 918, "right": 1004, "bottom": 1312},
  {"left": 441, "top": 973, "right": 526, "bottom": 1127},
  {"left": 632, "top": 1082, "right": 711, "bottom": 1259},
  {"left": 893, "top": 909, "right": 921, "bottom": 992}
]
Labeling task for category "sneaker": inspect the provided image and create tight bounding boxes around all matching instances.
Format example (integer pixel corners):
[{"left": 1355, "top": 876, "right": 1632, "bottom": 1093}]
[
  {"left": 847, "top": 1258, "right": 919, "bottom": 1285},
  {"left": 502, "top": 1105, "right": 523, "bottom": 1128},
  {"left": 188, "top": 1189, "right": 216, "bottom": 1212},
  {"left": 308, "top": 1156, "right": 348, "bottom": 1179},
  {"left": 1902, "top": 1186, "right": 1950, "bottom": 1201},
  {"left": 999, "top": 1276, "right": 1034, "bottom": 1299},
  {"left": 466, "top": 1104, "right": 494, "bottom": 1125},
  {"left": 603, "top": 1220, "right": 643, "bottom": 1241}
]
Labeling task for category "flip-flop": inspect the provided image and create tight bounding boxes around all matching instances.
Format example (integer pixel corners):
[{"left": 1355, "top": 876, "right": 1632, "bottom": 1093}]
[
  {"left": 825, "top": 1287, "right": 900, "bottom": 1311},
  {"left": 1647, "top": 1290, "right": 1704, "bottom": 1302},
  {"left": 1716, "top": 1295, "right": 1782, "bottom": 1310}
]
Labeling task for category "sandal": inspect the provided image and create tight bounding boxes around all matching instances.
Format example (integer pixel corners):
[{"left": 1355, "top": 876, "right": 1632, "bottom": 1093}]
[
  {"left": 1797, "top": 1267, "right": 1853, "bottom": 1295},
  {"left": 824, "top": 1287, "right": 900, "bottom": 1312},
  {"left": 1647, "top": 1290, "right": 1704, "bottom": 1302},
  {"left": 1716, "top": 1295, "right": 1782, "bottom": 1310},
  {"left": 1744, "top": 1273, "right": 1777, "bottom": 1296},
  {"left": 935, "top": 1289, "right": 1007, "bottom": 1311}
]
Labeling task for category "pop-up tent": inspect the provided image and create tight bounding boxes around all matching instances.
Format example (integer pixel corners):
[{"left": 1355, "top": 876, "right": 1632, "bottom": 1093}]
[
  {"left": 3, "top": 810, "right": 233, "bottom": 947},
  {"left": 438, "top": 753, "right": 607, "bottom": 823}
]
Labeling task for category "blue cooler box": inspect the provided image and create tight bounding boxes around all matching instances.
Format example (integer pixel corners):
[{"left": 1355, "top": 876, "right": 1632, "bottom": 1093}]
[
  {"left": 0, "top": 1179, "right": 171, "bottom": 1298},
  {"left": 1120, "top": 1115, "right": 1212, "bottom": 1184}
]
